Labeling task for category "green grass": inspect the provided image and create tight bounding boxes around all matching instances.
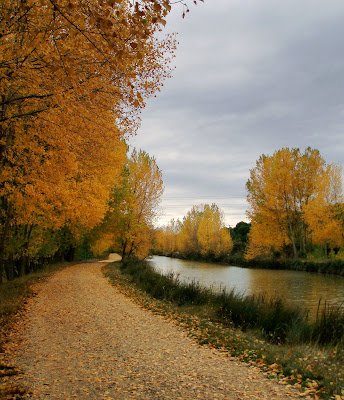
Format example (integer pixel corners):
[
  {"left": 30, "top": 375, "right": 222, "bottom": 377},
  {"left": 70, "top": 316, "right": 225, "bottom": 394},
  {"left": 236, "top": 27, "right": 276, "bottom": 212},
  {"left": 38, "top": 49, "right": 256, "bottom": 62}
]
[
  {"left": 105, "top": 260, "right": 344, "bottom": 399},
  {"left": 214, "top": 289, "right": 306, "bottom": 343},
  {"left": 311, "top": 300, "right": 344, "bottom": 345},
  {"left": 224, "top": 254, "right": 344, "bottom": 276}
]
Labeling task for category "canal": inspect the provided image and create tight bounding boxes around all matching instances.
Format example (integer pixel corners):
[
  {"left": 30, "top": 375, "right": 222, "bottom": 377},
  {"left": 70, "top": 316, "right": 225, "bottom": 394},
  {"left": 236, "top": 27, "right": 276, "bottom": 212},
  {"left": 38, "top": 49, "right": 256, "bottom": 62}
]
[{"left": 148, "top": 256, "right": 344, "bottom": 317}]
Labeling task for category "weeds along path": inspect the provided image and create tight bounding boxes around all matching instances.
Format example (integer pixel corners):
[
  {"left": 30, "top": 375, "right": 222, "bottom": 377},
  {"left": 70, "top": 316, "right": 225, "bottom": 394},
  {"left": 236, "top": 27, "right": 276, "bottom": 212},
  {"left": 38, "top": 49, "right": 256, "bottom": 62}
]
[{"left": 15, "top": 260, "right": 310, "bottom": 400}]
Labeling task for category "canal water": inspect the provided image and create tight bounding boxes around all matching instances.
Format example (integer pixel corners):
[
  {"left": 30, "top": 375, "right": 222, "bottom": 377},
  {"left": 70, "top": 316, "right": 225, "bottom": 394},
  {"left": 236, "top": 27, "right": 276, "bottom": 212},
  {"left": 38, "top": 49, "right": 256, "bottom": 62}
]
[{"left": 147, "top": 256, "right": 344, "bottom": 317}]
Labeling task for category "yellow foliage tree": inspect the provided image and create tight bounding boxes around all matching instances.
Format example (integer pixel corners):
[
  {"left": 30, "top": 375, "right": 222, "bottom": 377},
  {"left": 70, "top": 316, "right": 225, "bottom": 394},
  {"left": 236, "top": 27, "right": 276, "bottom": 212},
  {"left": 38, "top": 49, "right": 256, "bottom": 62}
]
[
  {"left": 95, "top": 149, "right": 164, "bottom": 261},
  {"left": 0, "top": 0, "right": 176, "bottom": 280},
  {"left": 303, "top": 165, "right": 344, "bottom": 252},
  {"left": 246, "top": 148, "right": 343, "bottom": 259},
  {"left": 153, "top": 228, "right": 165, "bottom": 254},
  {"left": 91, "top": 233, "right": 116, "bottom": 258},
  {"left": 177, "top": 205, "right": 204, "bottom": 256},
  {"left": 156, "top": 203, "right": 233, "bottom": 259},
  {"left": 197, "top": 204, "right": 232, "bottom": 258}
]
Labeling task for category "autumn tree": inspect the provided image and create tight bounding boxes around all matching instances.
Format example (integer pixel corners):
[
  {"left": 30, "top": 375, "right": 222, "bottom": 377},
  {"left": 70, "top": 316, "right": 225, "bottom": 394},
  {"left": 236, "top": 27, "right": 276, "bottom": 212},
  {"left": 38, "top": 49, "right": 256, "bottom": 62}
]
[
  {"left": 152, "top": 228, "right": 165, "bottom": 254},
  {"left": 93, "top": 149, "right": 164, "bottom": 261},
  {"left": 197, "top": 204, "right": 232, "bottom": 258},
  {"left": 153, "top": 218, "right": 181, "bottom": 254},
  {"left": 0, "top": 0, "right": 177, "bottom": 281},
  {"left": 303, "top": 164, "right": 344, "bottom": 253},
  {"left": 246, "top": 148, "right": 343, "bottom": 260},
  {"left": 157, "top": 203, "right": 233, "bottom": 259},
  {"left": 177, "top": 205, "right": 204, "bottom": 257}
]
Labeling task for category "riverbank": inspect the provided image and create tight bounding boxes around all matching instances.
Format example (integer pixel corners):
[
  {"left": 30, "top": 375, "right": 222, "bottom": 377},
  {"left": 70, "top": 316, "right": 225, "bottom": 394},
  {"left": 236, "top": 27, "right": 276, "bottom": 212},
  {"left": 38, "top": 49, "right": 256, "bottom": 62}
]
[
  {"left": 155, "top": 251, "right": 344, "bottom": 276},
  {"left": 226, "top": 255, "right": 344, "bottom": 276},
  {"left": 104, "top": 260, "right": 344, "bottom": 399}
]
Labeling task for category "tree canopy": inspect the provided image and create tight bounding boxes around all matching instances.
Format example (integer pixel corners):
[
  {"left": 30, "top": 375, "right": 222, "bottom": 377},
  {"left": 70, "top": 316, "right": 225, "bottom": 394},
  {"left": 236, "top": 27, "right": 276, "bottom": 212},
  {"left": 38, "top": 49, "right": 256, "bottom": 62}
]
[
  {"left": 154, "top": 204, "right": 233, "bottom": 260},
  {"left": 246, "top": 148, "right": 344, "bottom": 259},
  {"left": 91, "top": 149, "right": 164, "bottom": 261},
  {"left": 0, "top": 0, "right": 176, "bottom": 281}
]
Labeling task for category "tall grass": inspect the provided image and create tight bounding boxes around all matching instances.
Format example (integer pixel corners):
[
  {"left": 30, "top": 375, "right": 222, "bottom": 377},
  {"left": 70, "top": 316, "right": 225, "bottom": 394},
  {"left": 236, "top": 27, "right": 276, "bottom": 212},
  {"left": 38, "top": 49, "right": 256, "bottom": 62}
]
[
  {"left": 119, "top": 260, "right": 344, "bottom": 346},
  {"left": 311, "top": 300, "right": 344, "bottom": 345},
  {"left": 120, "top": 261, "right": 211, "bottom": 306},
  {"left": 214, "top": 290, "right": 305, "bottom": 343},
  {"left": 223, "top": 255, "right": 344, "bottom": 276}
]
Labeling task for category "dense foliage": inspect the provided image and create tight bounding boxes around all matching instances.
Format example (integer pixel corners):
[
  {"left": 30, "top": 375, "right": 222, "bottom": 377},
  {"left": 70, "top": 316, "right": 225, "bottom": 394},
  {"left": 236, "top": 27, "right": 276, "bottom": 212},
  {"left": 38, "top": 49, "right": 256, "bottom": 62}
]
[
  {"left": 154, "top": 204, "right": 233, "bottom": 260},
  {"left": 246, "top": 148, "right": 344, "bottom": 260},
  {"left": 0, "top": 0, "right": 176, "bottom": 281},
  {"left": 91, "top": 149, "right": 164, "bottom": 260}
]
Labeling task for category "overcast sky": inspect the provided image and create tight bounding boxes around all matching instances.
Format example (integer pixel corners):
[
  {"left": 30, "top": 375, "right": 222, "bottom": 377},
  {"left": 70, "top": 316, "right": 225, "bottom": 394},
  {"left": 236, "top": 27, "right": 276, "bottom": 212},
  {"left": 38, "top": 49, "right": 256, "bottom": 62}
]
[{"left": 129, "top": 0, "right": 344, "bottom": 227}]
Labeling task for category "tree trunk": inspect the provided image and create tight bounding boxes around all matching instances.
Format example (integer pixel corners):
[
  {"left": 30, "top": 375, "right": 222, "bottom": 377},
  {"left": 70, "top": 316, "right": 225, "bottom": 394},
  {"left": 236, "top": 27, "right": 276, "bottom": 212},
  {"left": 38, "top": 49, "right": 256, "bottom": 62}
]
[
  {"left": 4, "top": 256, "right": 14, "bottom": 281},
  {"left": 287, "top": 215, "right": 298, "bottom": 258},
  {"left": 0, "top": 202, "right": 12, "bottom": 283},
  {"left": 301, "top": 220, "right": 306, "bottom": 254},
  {"left": 19, "top": 256, "right": 27, "bottom": 277},
  {"left": 127, "top": 241, "right": 135, "bottom": 260},
  {"left": 121, "top": 240, "right": 127, "bottom": 262}
]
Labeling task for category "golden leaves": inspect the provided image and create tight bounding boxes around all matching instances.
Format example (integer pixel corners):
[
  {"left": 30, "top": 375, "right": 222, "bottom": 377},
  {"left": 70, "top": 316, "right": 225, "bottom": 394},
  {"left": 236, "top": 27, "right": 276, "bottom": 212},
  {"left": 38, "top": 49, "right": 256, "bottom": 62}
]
[
  {"left": 0, "top": 0, "right": 174, "bottom": 275},
  {"left": 155, "top": 204, "right": 233, "bottom": 258},
  {"left": 245, "top": 148, "right": 344, "bottom": 259},
  {"left": 92, "top": 149, "right": 164, "bottom": 260},
  {"left": 197, "top": 204, "right": 233, "bottom": 258}
]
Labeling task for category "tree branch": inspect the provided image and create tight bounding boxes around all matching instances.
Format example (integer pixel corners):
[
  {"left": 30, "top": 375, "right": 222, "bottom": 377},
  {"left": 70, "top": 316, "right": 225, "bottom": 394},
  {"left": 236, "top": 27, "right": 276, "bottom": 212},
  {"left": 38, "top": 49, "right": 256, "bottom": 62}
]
[
  {"left": 47, "top": 0, "right": 109, "bottom": 62},
  {"left": 1, "top": 94, "right": 53, "bottom": 107},
  {"left": 1, "top": 107, "right": 50, "bottom": 122}
]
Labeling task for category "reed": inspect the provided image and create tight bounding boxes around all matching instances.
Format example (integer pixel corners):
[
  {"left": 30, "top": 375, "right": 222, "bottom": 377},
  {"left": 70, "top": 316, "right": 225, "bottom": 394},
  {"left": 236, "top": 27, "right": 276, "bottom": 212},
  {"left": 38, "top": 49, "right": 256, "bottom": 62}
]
[
  {"left": 119, "top": 260, "right": 344, "bottom": 346},
  {"left": 311, "top": 300, "right": 344, "bottom": 345}
]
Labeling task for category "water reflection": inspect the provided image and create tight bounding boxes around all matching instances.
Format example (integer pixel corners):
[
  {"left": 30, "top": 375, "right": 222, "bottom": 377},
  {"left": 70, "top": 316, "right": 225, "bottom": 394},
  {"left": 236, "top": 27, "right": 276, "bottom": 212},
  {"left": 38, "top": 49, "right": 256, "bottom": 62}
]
[{"left": 148, "top": 256, "right": 344, "bottom": 317}]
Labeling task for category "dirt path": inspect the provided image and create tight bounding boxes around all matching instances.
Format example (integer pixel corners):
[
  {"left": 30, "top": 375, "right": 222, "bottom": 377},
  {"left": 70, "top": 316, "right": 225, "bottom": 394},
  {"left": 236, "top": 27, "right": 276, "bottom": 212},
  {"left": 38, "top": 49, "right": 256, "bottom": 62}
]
[{"left": 14, "top": 259, "right": 310, "bottom": 400}]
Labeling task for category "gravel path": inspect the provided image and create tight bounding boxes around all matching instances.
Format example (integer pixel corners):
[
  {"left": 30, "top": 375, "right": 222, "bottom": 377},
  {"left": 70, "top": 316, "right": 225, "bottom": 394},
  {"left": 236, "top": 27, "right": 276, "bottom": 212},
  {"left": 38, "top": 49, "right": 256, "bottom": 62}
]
[{"left": 15, "top": 260, "right": 311, "bottom": 400}]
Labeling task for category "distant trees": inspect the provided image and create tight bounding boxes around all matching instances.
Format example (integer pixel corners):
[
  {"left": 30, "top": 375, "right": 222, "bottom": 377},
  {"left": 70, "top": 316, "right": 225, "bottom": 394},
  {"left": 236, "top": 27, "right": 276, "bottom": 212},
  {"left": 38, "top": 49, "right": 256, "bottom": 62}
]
[
  {"left": 178, "top": 205, "right": 204, "bottom": 257},
  {"left": 246, "top": 148, "right": 344, "bottom": 260},
  {"left": 197, "top": 204, "right": 233, "bottom": 258},
  {"left": 154, "top": 218, "right": 181, "bottom": 254},
  {"left": 155, "top": 204, "right": 233, "bottom": 260},
  {"left": 230, "top": 221, "right": 251, "bottom": 254}
]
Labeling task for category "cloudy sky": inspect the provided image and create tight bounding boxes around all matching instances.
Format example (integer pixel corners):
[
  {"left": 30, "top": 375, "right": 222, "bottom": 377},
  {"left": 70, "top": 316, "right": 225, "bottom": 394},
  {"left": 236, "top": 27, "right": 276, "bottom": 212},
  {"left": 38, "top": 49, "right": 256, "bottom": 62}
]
[{"left": 129, "top": 0, "right": 344, "bottom": 227}]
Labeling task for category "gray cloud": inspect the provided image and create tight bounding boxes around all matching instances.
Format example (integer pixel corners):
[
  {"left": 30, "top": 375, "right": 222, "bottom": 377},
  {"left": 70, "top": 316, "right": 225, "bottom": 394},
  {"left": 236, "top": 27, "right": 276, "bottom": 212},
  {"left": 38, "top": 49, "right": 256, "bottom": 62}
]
[{"left": 129, "top": 0, "right": 344, "bottom": 226}]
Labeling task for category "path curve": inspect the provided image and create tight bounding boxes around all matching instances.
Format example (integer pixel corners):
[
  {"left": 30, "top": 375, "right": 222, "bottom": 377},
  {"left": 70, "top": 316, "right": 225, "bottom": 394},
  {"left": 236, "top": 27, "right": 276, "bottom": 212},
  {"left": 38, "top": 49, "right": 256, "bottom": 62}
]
[{"left": 15, "top": 259, "right": 310, "bottom": 400}]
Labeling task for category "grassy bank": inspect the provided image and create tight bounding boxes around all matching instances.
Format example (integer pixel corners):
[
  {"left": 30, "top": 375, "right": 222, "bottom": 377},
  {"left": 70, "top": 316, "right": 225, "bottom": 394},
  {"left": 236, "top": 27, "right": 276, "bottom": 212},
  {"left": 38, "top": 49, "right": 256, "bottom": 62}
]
[
  {"left": 157, "top": 251, "right": 344, "bottom": 276},
  {"left": 0, "top": 260, "right": 84, "bottom": 399},
  {"left": 104, "top": 260, "right": 344, "bottom": 399},
  {"left": 225, "top": 255, "right": 344, "bottom": 276}
]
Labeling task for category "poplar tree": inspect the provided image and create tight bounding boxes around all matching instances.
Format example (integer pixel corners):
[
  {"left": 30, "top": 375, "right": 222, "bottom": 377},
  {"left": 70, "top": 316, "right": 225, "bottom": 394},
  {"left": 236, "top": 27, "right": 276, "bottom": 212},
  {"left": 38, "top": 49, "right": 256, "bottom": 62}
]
[
  {"left": 0, "top": 0, "right": 176, "bottom": 280},
  {"left": 246, "top": 148, "right": 343, "bottom": 259}
]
